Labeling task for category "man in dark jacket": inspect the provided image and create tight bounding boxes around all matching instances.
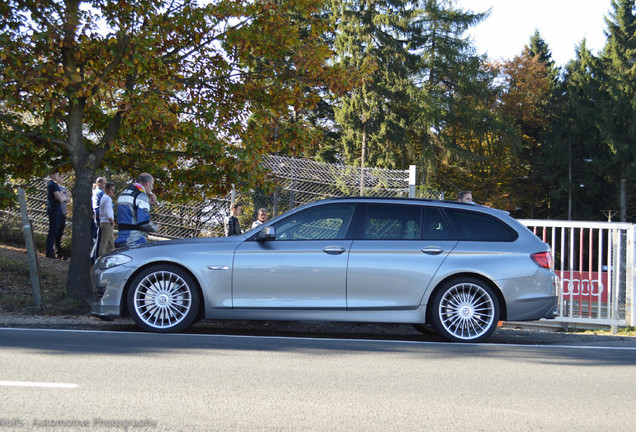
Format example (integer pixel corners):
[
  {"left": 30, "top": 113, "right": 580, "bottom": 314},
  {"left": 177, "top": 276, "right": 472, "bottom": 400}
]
[
  {"left": 224, "top": 203, "right": 242, "bottom": 236},
  {"left": 45, "top": 171, "right": 71, "bottom": 259}
]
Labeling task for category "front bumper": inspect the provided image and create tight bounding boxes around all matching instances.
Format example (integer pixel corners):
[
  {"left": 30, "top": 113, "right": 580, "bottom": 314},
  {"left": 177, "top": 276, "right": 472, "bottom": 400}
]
[
  {"left": 90, "top": 303, "right": 122, "bottom": 318},
  {"left": 90, "top": 263, "right": 135, "bottom": 318}
]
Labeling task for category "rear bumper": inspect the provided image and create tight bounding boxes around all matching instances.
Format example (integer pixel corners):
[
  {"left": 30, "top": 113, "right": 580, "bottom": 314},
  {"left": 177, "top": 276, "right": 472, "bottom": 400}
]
[
  {"left": 507, "top": 295, "right": 558, "bottom": 321},
  {"left": 499, "top": 269, "right": 559, "bottom": 321}
]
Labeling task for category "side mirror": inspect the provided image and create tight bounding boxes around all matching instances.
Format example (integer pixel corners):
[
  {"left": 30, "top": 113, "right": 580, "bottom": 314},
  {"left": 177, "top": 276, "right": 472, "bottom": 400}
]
[{"left": 256, "top": 226, "right": 276, "bottom": 241}]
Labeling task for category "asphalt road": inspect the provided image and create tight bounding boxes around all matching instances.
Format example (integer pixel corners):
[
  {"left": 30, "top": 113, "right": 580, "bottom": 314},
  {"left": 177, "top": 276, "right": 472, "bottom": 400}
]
[{"left": 1, "top": 327, "right": 635, "bottom": 432}]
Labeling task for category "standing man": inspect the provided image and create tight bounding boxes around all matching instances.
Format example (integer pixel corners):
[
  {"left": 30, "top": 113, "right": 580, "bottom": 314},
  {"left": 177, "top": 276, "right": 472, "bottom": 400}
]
[
  {"left": 57, "top": 175, "right": 71, "bottom": 259},
  {"left": 457, "top": 191, "right": 474, "bottom": 203},
  {"left": 115, "top": 173, "right": 158, "bottom": 247},
  {"left": 98, "top": 182, "right": 116, "bottom": 256},
  {"left": 45, "top": 171, "right": 71, "bottom": 259},
  {"left": 91, "top": 177, "right": 107, "bottom": 261},
  {"left": 251, "top": 208, "right": 268, "bottom": 229},
  {"left": 92, "top": 177, "right": 106, "bottom": 234},
  {"left": 224, "top": 203, "right": 242, "bottom": 236}
]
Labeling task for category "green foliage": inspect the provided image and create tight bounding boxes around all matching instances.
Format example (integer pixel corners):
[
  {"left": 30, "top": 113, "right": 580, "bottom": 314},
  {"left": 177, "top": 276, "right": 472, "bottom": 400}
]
[
  {"left": 594, "top": 0, "right": 636, "bottom": 221},
  {"left": 332, "top": 0, "right": 415, "bottom": 170},
  {"left": 0, "top": 0, "right": 349, "bottom": 199},
  {"left": 545, "top": 0, "right": 636, "bottom": 221}
]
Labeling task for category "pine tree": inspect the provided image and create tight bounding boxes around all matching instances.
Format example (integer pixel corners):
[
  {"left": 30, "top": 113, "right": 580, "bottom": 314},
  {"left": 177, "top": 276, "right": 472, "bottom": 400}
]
[
  {"left": 596, "top": 0, "right": 636, "bottom": 221},
  {"left": 407, "top": 0, "right": 489, "bottom": 189},
  {"left": 551, "top": 42, "right": 615, "bottom": 221},
  {"left": 332, "top": 0, "right": 416, "bottom": 185},
  {"left": 520, "top": 31, "right": 561, "bottom": 218}
]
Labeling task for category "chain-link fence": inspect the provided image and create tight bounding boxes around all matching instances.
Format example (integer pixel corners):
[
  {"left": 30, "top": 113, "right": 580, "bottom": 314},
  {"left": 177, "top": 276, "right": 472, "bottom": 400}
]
[{"left": 1, "top": 155, "right": 441, "bottom": 240}]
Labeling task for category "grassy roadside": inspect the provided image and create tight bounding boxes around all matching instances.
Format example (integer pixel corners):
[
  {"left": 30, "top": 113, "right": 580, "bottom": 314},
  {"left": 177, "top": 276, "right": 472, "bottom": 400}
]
[
  {"left": 575, "top": 327, "right": 635, "bottom": 337},
  {"left": 0, "top": 244, "right": 89, "bottom": 316},
  {"left": 0, "top": 214, "right": 89, "bottom": 315}
]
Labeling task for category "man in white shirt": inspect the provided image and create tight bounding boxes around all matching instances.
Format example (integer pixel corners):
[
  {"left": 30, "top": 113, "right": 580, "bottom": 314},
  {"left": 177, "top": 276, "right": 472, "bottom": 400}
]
[
  {"left": 251, "top": 208, "right": 269, "bottom": 229},
  {"left": 98, "top": 182, "right": 116, "bottom": 257}
]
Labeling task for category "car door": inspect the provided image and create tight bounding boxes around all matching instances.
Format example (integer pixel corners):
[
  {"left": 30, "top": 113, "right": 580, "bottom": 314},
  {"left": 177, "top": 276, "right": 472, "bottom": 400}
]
[
  {"left": 346, "top": 203, "right": 458, "bottom": 309},
  {"left": 232, "top": 202, "right": 357, "bottom": 308}
]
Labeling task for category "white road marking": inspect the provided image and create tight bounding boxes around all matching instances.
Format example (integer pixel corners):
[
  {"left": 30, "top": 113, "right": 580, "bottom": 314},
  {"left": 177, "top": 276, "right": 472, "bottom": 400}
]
[{"left": 0, "top": 381, "right": 77, "bottom": 389}]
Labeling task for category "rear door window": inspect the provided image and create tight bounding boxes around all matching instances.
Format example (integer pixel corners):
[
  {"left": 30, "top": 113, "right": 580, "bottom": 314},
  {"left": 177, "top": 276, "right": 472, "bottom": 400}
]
[
  {"left": 363, "top": 204, "right": 421, "bottom": 240},
  {"left": 422, "top": 207, "right": 454, "bottom": 240}
]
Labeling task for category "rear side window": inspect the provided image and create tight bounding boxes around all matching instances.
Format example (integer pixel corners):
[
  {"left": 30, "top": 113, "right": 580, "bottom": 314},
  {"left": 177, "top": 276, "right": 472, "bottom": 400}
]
[
  {"left": 446, "top": 209, "right": 517, "bottom": 242},
  {"left": 363, "top": 204, "right": 421, "bottom": 240}
]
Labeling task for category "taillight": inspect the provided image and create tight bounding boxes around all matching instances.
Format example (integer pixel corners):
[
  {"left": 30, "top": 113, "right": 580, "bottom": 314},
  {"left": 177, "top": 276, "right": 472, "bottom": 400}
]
[{"left": 531, "top": 251, "right": 552, "bottom": 269}]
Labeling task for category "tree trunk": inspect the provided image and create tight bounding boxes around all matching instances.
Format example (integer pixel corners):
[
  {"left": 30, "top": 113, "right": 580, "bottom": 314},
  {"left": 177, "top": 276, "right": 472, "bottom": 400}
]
[
  {"left": 66, "top": 165, "right": 96, "bottom": 301},
  {"left": 65, "top": 99, "right": 97, "bottom": 302},
  {"left": 620, "top": 171, "right": 627, "bottom": 222},
  {"left": 568, "top": 141, "right": 572, "bottom": 220},
  {"left": 360, "top": 126, "right": 367, "bottom": 196}
]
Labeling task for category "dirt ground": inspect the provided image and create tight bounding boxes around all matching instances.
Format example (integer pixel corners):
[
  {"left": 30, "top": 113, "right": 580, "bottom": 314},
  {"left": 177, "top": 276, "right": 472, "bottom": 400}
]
[
  {"left": 1, "top": 243, "right": 635, "bottom": 347},
  {"left": 0, "top": 243, "right": 71, "bottom": 274}
]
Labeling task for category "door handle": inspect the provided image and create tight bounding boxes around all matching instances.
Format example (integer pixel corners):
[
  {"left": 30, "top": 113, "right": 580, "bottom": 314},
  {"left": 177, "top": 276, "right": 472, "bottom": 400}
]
[
  {"left": 322, "top": 246, "right": 346, "bottom": 255},
  {"left": 421, "top": 247, "right": 444, "bottom": 255}
]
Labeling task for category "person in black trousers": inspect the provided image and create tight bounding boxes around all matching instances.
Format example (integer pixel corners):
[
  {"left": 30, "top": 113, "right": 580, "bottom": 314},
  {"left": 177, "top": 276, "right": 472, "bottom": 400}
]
[{"left": 45, "top": 172, "right": 70, "bottom": 259}]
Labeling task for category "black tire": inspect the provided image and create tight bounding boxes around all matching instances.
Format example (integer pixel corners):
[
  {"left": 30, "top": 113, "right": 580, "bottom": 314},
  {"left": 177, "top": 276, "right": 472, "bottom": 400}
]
[
  {"left": 127, "top": 264, "right": 201, "bottom": 333},
  {"left": 430, "top": 277, "right": 500, "bottom": 343}
]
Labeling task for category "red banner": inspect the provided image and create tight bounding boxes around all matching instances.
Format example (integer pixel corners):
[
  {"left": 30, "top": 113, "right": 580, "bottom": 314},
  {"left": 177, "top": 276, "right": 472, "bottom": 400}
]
[{"left": 555, "top": 271, "right": 609, "bottom": 303}]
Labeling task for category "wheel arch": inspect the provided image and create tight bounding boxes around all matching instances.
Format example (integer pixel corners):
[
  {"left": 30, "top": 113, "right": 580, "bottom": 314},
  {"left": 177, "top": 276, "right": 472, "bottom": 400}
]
[
  {"left": 120, "top": 260, "right": 205, "bottom": 321},
  {"left": 425, "top": 272, "right": 507, "bottom": 324}
]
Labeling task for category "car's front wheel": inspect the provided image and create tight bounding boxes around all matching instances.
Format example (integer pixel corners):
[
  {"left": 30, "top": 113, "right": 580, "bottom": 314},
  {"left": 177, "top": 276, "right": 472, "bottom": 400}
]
[
  {"left": 127, "top": 265, "right": 200, "bottom": 333},
  {"left": 430, "top": 277, "right": 499, "bottom": 342}
]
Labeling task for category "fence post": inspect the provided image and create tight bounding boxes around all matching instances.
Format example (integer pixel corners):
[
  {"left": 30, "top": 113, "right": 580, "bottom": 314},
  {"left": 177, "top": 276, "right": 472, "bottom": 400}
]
[
  {"left": 626, "top": 225, "right": 635, "bottom": 327},
  {"left": 273, "top": 187, "right": 278, "bottom": 218},
  {"left": 408, "top": 165, "right": 416, "bottom": 198},
  {"left": 17, "top": 187, "right": 43, "bottom": 311}
]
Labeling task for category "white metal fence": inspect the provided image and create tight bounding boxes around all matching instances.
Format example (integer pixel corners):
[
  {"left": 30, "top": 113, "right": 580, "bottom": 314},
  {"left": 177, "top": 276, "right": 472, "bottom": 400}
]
[{"left": 520, "top": 219, "right": 635, "bottom": 328}]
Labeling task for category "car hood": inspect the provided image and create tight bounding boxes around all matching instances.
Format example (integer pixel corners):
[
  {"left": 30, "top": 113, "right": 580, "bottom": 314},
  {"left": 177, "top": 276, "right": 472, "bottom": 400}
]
[{"left": 113, "top": 235, "right": 245, "bottom": 254}]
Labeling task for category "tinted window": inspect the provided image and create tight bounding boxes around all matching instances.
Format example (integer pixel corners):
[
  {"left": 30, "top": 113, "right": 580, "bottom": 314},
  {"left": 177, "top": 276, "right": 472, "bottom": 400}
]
[
  {"left": 363, "top": 204, "right": 421, "bottom": 240},
  {"left": 274, "top": 203, "right": 356, "bottom": 240},
  {"left": 422, "top": 207, "right": 453, "bottom": 240},
  {"left": 446, "top": 209, "right": 517, "bottom": 241}
]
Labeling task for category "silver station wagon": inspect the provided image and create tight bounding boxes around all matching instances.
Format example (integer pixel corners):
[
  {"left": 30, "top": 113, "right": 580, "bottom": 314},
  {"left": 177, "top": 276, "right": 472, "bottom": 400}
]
[{"left": 91, "top": 197, "right": 558, "bottom": 342}]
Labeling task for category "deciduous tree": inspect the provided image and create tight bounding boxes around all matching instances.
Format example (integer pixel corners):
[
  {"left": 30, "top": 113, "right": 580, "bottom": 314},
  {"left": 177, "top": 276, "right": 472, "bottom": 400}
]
[{"left": 0, "top": 0, "right": 349, "bottom": 300}]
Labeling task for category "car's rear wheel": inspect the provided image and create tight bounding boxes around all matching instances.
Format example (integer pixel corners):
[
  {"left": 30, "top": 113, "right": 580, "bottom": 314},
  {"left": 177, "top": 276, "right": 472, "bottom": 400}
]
[
  {"left": 430, "top": 277, "right": 499, "bottom": 342},
  {"left": 127, "top": 265, "right": 200, "bottom": 333}
]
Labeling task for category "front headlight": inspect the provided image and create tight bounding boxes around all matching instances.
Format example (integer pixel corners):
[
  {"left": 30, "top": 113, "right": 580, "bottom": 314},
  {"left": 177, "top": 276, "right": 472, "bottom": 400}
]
[{"left": 96, "top": 254, "right": 132, "bottom": 270}]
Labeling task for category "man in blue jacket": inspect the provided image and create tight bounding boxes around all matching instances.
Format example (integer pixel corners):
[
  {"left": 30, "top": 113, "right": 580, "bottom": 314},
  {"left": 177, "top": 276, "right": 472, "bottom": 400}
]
[{"left": 115, "top": 173, "right": 158, "bottom": 248}]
